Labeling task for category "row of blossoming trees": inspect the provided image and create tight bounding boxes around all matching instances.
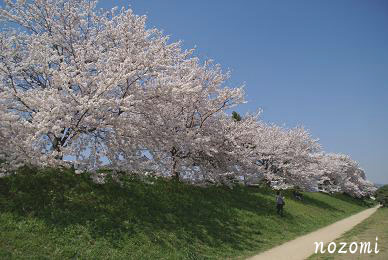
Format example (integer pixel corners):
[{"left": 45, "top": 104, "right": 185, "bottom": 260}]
[{"left": 0, "top": 0, "right": 375, "bottom": 197}]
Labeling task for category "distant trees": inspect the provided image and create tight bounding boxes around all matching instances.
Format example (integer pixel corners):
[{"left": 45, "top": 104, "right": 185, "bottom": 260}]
[
  {"left": 0, "top": 0, "right": 375, "bottom": 197},
  {"left": 376, "top": 185, "right": 388, "bottom": 207}
]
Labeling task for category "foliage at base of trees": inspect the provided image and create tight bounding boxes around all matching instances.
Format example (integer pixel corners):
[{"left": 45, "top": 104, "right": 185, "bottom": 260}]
[{"left": 376, "top": 185, "right": 388, "bottom": 207}]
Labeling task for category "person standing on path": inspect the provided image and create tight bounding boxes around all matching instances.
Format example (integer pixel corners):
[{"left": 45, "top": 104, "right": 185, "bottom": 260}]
[{"left": 276, "top": 191, "right": 285, "bottom": 217}]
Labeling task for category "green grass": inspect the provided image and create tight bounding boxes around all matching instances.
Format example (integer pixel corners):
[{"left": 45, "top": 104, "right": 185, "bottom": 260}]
[
  {"left": 308, "top": 208, "right": 388, "bottom": 260},
  {"left": 0, "top": 167, "right": 373, "bottom": 259}
]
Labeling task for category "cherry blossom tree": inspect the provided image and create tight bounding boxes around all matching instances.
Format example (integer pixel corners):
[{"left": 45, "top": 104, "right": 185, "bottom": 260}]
[
  {"left": 110, "top": 60, "right": 245, "bottom": 181},
  {"left": 313, "top": 153, "right": 376, "bottom": 197},
  {"left": 0, "top": 0, "right": 244, "bottom": 178},
  {"left": 0, "top": 0, "right": 376, "bottom": 197},
  {"left": 249, "top": 122, "right": 322, "bottom": 190}
]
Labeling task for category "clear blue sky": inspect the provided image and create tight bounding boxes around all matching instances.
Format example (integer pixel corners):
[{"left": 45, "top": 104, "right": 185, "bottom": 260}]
[
  {"left": 2, "top": 1, "right": 386, "bottom": 184},
  {"left": 99, "top": 0, "right": 388, "bottom": 184}
]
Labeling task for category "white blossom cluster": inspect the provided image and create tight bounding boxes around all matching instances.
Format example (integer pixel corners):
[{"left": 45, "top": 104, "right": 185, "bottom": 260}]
[{"left": 0, "top": 0, "right": 375, "bottom": 197}]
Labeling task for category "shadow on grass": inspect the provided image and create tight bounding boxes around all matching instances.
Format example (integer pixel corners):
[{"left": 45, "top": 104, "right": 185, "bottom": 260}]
[
  {"left": 0, "top": 167, "right": 278, "bottom": 252},
  {"left": 278, "top": 189, "right": 344, "bottom": 213},
  {"left": 300, "top": 193, "right": 345, "bottom": 212},
  {"left": 330, "top": 192, "right": 375, "bottom": 207},
  {"left": 0, "top": 167, "right": 366, "bottom": 256}
]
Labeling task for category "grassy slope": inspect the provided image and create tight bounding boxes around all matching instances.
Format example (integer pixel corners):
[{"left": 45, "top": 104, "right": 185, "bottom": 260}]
[
  {"left": 0, "top": 168, "right": 372, "bottom": 259},
  {"left": 308, "top": 208, "right": 388, "bottom": 260}
]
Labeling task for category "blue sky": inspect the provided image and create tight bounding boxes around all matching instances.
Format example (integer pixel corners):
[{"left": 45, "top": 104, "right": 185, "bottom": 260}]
[{"left": 98, "top": 0, "right": 388, "bottom": 184}]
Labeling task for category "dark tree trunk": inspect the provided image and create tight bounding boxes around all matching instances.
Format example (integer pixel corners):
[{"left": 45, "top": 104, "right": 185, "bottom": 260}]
[{"left": 171, "top": 146, "right": 180, "bottom": 181}]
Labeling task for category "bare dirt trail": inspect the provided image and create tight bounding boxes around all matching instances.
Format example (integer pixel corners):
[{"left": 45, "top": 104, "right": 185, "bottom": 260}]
[{"left": 247, "top": 205, "right": 380, "bottom": 260}]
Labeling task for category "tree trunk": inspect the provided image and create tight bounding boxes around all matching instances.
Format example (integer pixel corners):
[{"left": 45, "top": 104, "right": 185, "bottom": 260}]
[
  {"left": 171, "top": 147, "right": 180, "bottom": 181},
  {"left": 172, "top": 157, "right": 180, "bottom": 181}
]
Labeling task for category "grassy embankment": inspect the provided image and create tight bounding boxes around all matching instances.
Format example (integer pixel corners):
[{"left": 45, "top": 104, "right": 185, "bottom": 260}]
[
  {"left": 308, "top": 207, "right": 388, "bottom": 260},
  {"left": 0, "top": 167, "right": 374, "bottom": 259}
]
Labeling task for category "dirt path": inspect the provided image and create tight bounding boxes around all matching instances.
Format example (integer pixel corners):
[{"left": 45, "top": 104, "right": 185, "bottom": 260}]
[{"left": 248, "top": 205, "right": 380, "bottom": 260}]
